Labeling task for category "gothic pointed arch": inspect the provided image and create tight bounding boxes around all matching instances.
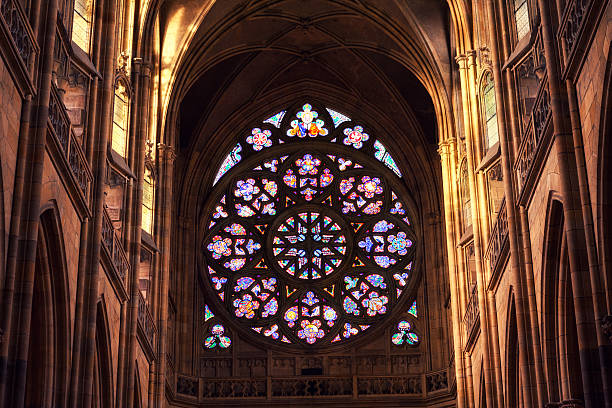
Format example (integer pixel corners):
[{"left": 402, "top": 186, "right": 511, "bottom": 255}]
[
  {"left": 541, "top": 198, "right": 584, "bottom": 404},
  {"left": 23, "top": 207, "right": 71, "bottom": 407},
  {"left": 506, "top": 291, "right": 519, "bottom": 407},
  {"left": 94, "top": 299, "right": 113, "bottom": 408},
  {"left": 597, "top": 43, "right": 612, "bottom": 313}
]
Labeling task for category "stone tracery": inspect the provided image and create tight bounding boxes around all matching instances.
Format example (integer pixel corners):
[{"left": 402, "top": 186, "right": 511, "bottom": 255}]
[{"left": 202, "top": 103, "right": 418, "bottom": 348}]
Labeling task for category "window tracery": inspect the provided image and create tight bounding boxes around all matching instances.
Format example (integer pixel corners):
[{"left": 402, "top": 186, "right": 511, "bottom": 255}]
[{"left": 202, "top": 103, "right": 418, "bottom": 349}]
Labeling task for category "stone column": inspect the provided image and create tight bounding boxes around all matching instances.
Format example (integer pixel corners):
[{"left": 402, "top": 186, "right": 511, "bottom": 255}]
[
  {"left": 154, "top": 143, "right": 176, "bottom": 407},
  {"left": 456, "top": 53, "right": 499, "bottom": 407},
  {"left": 439, "top": 139, "right": 467, "bottom": 408},
  {"left": 536, "top": 0, "right": 604, "bottom": 405},
  {"left": 0, "top": 0, "right": 57, "bottom": 405}
]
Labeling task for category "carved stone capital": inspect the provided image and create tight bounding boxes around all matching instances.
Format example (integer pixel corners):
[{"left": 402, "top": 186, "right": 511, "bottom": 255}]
[
  {"left": 602, "top": 315, "right": 612, "bottom": 343},
  {"left": 157, "top": 143, "right": 177, "bottom": 162},
  {"left": 455, "top": 54, "right": 469, "bottom": 68}
]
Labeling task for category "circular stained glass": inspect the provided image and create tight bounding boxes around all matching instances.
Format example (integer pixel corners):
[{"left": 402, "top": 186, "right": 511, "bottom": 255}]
[
  {"left": 202, "top": 103, "right": 417, "bottom": 349},
  {"left": 270, "top": 209, "right": 349, "bottom": 280}
]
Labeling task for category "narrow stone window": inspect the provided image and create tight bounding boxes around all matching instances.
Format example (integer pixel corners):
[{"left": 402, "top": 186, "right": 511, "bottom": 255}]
[
  {"left": 72, "top": 0, "right": 94, "bottom": 53},
  {"left": 112, "top": 82, "right": 129, "bottom": 157},
  {"left": 142, "top": 166, "right": 154, "bottom": 235},
  {"left": 483, "top": 75, "right": 499, "bottom": 150},
  {"left": 514, "top": 0, "right": 530, "bottom": 40},
  {"left": 460, "top": 162, "right": 472, "bottom": 231}
]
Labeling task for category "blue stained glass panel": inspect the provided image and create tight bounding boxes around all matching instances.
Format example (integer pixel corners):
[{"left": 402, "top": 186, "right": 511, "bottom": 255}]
[
  {"left": 263, "top": 110, "right": 286, "bottom": 128},
  {"left": 214, "top": 143, "right": 243, "bottom": 185},
  {"left": 326, "top": 108, "right": 351, "bottom": 128},
  {"left": 373, "top": 140, "right": 402, "bottom": 177},
  {"left": 408, "top": 300, "right": 417, "bottom": 317}
]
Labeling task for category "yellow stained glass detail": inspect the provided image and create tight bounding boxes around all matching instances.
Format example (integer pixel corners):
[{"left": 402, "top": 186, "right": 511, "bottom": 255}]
[
  {"left": 72, "top": 0, "right": 94, "bottom": 53},
  {"left": 142, "top": 168, "right": 154, "bottom": 234},
  {"left": 112, "top": 83, "right": 129, "bottom": 157}
]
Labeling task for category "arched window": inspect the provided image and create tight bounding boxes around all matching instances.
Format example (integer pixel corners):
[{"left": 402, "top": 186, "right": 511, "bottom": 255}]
[
  {"left": 513, "top": 0, "right": 531, "bottom": 41},
  {"left": 72, "top": 0, "right": 95, "bottom": 53},
  {"left": 460, "top": 161, "right": 472, "bottom": 231},
  {"left": 202, "top": 103, "right": 417, "bottom": 349},
  {"left": 112, "top": 80, "right": 130, "bottom": 157},
  {"left": 482, "top": 74, "right": 499, "bottom": 150},
  {"left": 142, "top": 166, "right": 154, "bottom": 235}
]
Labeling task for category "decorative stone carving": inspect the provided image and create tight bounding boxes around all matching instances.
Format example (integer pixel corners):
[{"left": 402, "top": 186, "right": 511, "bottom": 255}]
[{"left": 426, "top": 371, "right": 448, "bottom": 393}]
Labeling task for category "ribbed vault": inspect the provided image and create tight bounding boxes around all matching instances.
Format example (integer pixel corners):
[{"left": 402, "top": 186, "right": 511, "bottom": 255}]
[{"left": 162, "top": 1, "right": 456, "bottom": 390}]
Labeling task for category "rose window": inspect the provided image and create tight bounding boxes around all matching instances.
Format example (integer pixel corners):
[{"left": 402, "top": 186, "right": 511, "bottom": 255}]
[
  {"left": 270, "top": 210, "right": 348, "bottom": 280},
  {"left": 203, "top": 103, "right": 417, "bottom": 349}
]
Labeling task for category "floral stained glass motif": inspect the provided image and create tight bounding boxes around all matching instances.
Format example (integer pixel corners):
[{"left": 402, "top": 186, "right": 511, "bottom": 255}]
[
  {"left": 206, "top": 223, "right": 262, "bottom": 272},
  {"left": 283, "top": 154, "right": 334, "bottom": 202},
  {"left": 358, "top": 220, "right": 413, "bottom": 268},
  {"left": 272, "top": 211, "right": 347, "bottom": 280},
  {"left": 204, "top": 324, "right": 232, "bottom": 349},
  {"left": 342, "top": 273, "right": 390, "bottom": 317},
  {"left": 234, "top": 178, "right": 279, "bottom": 218},
  {"left": 214, "top": 143, "right": 243, "bottom": 185},
  {"left": 391, "top": 320, "right": 419, "bottom": 346},
  {"left": 339, "top": 176, "right": 384, "bottom": 215},
  {"left": 247, "top": 128, "right": 273, "bottom": 151},
  {"left": 343, "top": 126, "right": 369, "bottom": 149},
  {"left": 287, "top": 104, "right": 328, "bottom": 138},
  {"left": 203, "top": 103, "right": 417, "bottom": 348},
  {"left": 326, "top": 108, "right": 351, "bottom": 128},
  {"left": 231, "top": 275, "right": 278, "bottom": 320}
]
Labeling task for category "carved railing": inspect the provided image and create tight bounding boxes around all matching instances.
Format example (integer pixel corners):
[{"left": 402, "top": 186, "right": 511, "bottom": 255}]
[
  {"left": 202, "top": 378, "right": 268, "bottom": 399},
  {"left": 516, "top": 77, "right": 551, "bottom": 193},
  {"left": 426, "top": 370, "right": 449, "bottom": 393},
  {"left": 101, "top": 207, "right": 129, "bottom": 286},
  {"left": 463, "top": 284, "right": 479, "bottom": 341},
  {"left": 137, "top": 290, "right": 156, "bottom": 352},
  {"left": 357, "top": 375, "right": 422, "bottom": 396},
  {"left": 176, "top": 370, "right": 453, "bottom": 401},
  {"left": 558, "top": 0, "right": 591, "bottom": 64},
  {"left": 546, "top": 400, "right": 585, "bottom": 408},
  {"left": 487, "top": 198, "right": 508, "bottom": 271},
  {"left": 0, "top": 0, "right": 37, "bottom": 75},
  {"left": 48, "top": 84, "right": 93, "bottom": 204},
  {"left": 272, "top": 377, "right": 352, "bottom": 397}
]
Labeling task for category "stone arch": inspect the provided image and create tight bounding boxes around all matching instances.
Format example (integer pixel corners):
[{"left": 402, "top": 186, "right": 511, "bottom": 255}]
[
  {"left": 479, "top": 361, "right": 487, "bottom": 408},
  {"left": 597, "top": 41, "right": 612, "bottom": 313},
  {"left": 0, "top": 154, "right": 4, "bottom": 277},
  {"left": 505, "top": 290, "right": 519, "bottom": 407},
  {"left": 93, "top": 299, "right": 113, "bottom": 408},
  {"left": 132, "top": 363, "right": 143, "bottom": 408},
  {"left": 23, "top": 206, "right": 71, "bottom": 407},
  {"left": 541, "top": 198, "right": 584, "bottom": 404}
]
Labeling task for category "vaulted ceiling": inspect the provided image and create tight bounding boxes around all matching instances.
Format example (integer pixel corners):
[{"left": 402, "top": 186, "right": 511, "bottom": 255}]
[{"left": 156, "top": 0, "right": 453, "bottom": 152}]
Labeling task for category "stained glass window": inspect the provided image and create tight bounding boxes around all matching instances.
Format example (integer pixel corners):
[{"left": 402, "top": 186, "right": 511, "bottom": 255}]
[
  {"left": 72, "top": 0, "right": 94, "bottom": 53},
  {"left": 203, "top": 103, "right": 417, "bottom": 349},
  {"left": 112, "top": 82, "right": 129, "bottom": 157},
  {"left": 483, "top": 75, "right": 499, "bottom": 149},
  {"left": 327, "top": 108, "right": 351, "bottom": 128},
  {"left": 142, "top": 167, "right": 154, "bottom": 234},
  {"left": 391, "top": 320, "right": 419, "bottom": 346},
  {"left": 514, "top": 0, "right": 530, "bottom": 40},
  {"left": 214, "top": 143, "right": 242, "bottom": 185},
  {"left": 408, "top": 300, "right": 418, "bottom": 317},
  {"left": 202, "top": 305, "right": 232, "bottom": 349}
]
